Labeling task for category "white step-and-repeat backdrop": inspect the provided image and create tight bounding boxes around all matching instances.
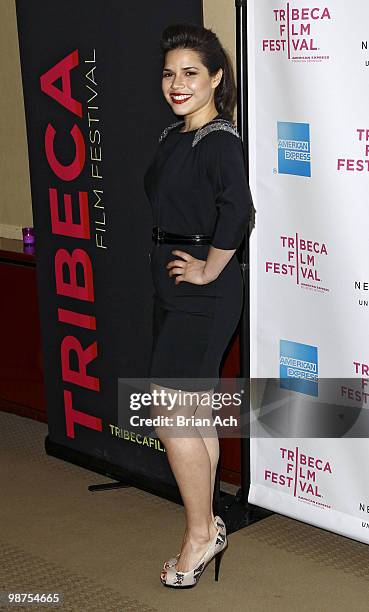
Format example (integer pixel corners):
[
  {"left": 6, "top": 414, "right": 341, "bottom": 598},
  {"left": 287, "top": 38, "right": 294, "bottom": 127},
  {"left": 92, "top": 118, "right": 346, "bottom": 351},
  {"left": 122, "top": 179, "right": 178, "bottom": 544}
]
[{"left": 248, "top": 0, "right": 369, "bottom": 543}]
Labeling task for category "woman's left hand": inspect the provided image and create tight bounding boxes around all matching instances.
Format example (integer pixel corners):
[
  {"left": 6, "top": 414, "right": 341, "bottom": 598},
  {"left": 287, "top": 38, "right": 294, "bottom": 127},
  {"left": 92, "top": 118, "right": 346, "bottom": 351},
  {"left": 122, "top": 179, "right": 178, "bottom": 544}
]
[{"left": 166, "top": 250, "right": 217, "bottom": 285}]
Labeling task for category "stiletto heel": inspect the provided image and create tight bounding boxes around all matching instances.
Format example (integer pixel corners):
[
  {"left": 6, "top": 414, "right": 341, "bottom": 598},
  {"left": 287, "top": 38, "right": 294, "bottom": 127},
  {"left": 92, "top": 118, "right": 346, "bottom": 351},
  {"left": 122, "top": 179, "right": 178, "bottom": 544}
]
[{"left": 214, "top": 547, "right": 226, "bottom": 581}]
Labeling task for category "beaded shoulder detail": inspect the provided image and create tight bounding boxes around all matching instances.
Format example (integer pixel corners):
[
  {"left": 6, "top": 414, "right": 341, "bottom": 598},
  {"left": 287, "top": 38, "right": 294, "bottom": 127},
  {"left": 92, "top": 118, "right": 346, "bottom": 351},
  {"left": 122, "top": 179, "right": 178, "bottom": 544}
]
[
  {"left": 192, "top": 119, "right": 240, "bottom": 147},
  {"left": 158, "top": 120, "right": 185, "bottom": 143}
]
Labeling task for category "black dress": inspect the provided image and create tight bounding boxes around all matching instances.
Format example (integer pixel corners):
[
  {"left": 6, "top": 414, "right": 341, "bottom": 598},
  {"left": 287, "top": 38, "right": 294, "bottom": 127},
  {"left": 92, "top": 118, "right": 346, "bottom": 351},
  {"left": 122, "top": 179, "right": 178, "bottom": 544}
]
[{"left": 144, "top": 113, "right": 253, "bottom": 391}]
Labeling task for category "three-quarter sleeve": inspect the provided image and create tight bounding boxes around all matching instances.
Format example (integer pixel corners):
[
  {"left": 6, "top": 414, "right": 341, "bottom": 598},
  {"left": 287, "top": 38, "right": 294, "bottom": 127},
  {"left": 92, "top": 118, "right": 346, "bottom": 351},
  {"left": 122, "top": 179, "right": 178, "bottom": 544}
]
[{"left": 207, "top": 130, "right": 253, "bottom": 250}]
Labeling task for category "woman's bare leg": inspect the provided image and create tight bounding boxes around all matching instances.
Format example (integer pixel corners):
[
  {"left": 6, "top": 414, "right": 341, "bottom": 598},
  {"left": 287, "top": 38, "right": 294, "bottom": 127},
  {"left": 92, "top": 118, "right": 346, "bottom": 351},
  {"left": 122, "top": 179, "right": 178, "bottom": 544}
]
[
  {"left": 150, "top": 383, "right": 218, "bottom": 573},
  {"left": 175, "top": 389, "right": 219, "bottom": 550},
  {"left": 194, "top": 389, "right": 219, "bottom": 523}
]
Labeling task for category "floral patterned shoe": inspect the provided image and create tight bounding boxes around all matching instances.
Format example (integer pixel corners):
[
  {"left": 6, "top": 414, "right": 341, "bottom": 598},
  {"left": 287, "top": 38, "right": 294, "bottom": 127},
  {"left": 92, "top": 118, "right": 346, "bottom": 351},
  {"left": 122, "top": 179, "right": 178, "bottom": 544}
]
[
  {"left": 160, "top": 519, "right": 227, "bottom": 588},
  {"left": 163, "top": 515, "right": 226, "bottom": 571}
]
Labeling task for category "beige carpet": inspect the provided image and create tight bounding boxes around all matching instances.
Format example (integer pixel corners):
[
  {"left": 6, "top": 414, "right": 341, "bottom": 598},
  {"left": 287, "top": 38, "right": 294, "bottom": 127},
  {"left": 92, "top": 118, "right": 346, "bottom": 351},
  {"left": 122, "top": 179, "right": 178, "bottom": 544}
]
[{"left": 1, "top": 411, "right": 369, "bottom": 611}]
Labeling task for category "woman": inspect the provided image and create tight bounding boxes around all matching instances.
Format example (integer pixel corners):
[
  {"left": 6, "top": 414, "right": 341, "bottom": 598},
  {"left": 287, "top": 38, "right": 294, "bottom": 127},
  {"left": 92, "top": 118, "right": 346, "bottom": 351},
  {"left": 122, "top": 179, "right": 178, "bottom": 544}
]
[{"left": 144, "top": 23, "right": 254, "bottom": 588}]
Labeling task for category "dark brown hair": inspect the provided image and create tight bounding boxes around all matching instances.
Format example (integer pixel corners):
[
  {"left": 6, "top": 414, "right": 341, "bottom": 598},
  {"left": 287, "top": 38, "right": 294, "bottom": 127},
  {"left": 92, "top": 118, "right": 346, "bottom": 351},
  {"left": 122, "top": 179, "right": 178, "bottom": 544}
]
[{"left": 160, "top": 23, "right": 237, "bottom": 122}]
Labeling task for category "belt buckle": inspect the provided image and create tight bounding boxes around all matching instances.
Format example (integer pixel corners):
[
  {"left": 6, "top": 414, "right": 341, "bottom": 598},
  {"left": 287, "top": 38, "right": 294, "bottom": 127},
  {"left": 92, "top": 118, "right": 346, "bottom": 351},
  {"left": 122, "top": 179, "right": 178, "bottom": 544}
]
[
  {"left": 153, "top": 226, "right": 164, "bottom": 245},
  {"left": 157, "top": 227, "right": 164, "bottom": 244}
]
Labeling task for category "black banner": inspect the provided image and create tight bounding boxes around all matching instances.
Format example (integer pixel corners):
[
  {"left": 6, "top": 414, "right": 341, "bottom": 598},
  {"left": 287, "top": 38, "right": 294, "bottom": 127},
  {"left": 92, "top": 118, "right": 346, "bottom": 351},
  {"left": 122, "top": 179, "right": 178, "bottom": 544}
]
[{"left": 15, "top": 0, "right": 203, "bottom": 500}]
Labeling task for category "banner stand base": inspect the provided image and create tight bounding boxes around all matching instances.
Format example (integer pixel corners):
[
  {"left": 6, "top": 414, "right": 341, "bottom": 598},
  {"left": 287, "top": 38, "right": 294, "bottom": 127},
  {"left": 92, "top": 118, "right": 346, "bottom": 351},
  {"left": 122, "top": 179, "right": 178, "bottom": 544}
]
[
  {"left": 88, "top": 481, "right": 131, "bottom": 492},
  {"left": 218, "top": 488, "right": 273, "bottom": 535}
]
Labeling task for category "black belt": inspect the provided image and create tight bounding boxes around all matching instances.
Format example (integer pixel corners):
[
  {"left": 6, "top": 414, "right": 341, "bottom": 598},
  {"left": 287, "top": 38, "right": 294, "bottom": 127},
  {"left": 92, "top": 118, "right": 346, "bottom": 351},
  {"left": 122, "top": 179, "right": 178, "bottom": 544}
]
[{"left": 152, "top": 226, "right": 212, "bottom": 245}]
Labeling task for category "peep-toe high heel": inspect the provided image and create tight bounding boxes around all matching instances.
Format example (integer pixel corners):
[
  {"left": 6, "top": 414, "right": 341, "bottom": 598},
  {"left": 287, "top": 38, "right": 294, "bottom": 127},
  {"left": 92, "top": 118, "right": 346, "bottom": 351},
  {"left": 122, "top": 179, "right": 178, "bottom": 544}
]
[
  {"left": 163, "top": 515, "right": 226, "bottom": 571},
  {"left": 160, "top": 518, "right": 227, "bottom": 588}
]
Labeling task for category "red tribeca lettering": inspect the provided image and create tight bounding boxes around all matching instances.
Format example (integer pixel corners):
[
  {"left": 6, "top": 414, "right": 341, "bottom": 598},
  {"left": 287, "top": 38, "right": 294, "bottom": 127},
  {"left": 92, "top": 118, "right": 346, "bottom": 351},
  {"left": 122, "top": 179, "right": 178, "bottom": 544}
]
[
  {"left": 40, "top": 49, "right": 102, "bottom": 438},
  {"left": 57, "top": 308, "right": 96, "bottom": 330},
  {"left": 40, "top": 50, "right": 82, "bottom": 116},
  {"left": 61, "top": 337, "right": 100, "bottom": 391},
  {"left": 45, "top": 123, "right": 86, "bottom": 182},
  {"left": 49, "top": 189, "right": 90, "bottom": 238},
  {"left": 64, "top": 390, "right": 101, "bottom": 439},
  {"left": 55, "top": 248, "right": 94, "bottom": 301}
]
